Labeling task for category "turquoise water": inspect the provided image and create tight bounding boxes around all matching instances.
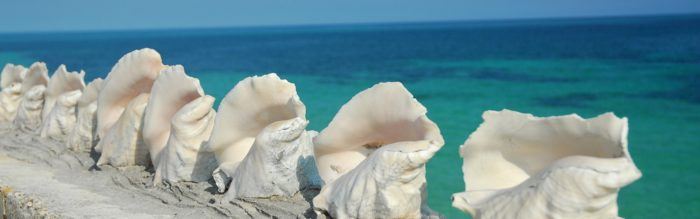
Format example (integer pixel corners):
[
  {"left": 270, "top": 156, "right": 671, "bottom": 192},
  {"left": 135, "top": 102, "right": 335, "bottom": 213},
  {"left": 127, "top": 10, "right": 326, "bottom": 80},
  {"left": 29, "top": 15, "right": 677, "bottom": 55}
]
[{"left": 2, "top": 14, "right": 699, "bottom": 218}]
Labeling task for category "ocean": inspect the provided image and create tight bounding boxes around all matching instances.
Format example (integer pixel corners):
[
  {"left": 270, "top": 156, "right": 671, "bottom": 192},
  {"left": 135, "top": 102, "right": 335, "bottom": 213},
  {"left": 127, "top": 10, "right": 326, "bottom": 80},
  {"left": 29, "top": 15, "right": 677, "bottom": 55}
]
[{"left": 1, "top": 14, "right": 699, "bottom": 218}]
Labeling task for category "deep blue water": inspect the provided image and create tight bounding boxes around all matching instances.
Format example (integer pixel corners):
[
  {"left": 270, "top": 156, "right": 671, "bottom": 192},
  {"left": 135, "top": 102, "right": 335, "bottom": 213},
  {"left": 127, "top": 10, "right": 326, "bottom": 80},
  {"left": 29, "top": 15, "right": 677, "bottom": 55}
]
[{"left": 2, "top": 14, "right": 699, "bottom": 218}]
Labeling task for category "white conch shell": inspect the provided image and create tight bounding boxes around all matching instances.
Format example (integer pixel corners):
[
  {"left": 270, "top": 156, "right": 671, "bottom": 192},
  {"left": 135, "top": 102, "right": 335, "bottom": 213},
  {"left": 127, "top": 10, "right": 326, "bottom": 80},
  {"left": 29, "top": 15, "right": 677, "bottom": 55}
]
[
  {"left": 13, "top": 85, "right": 47, "bottom": 132},
  {"left": 143, "top": 65, "right": 204, "bottom": 172},
  {"left": 312, "top": 82, "right": 444, "bottom": 218},
  {"left": 42, "top": 64, "right": 86, "bottom": 120},
  {"left": 20, "top": 62, "right": 49, "bottom": 94},
  {"left": 1, "top": 63, "right": 26, "bottom": 89},
  {"left": 96, "top": 93, "right": 150, "bottom": 167},
  {"left": 208, "top": 73, "right": 306, "bottom": 190},
  {"left": 451, "top": 110, "right": 642, "bottom": 219},
  {"left": 68, "top": 78, "right": 105, "bottom": 152},
  {"left": 314, "top": 142, "right": 441, "bottom": 218},
  {"left": 40, "top": 90, "right": 82, "bottom": 141},
  {"left": 156, "top": 95, "right": 217, "bottom": 184},
  {"left": 0, "top": 83, "right": 23, "bottom": 122},
  {"left": 96, "top": 48, "right": 164, "bottom": 142},
  {"left": 0, "top": 64, "right": 26, "bottom": 122},
  {"left": 224, "top": 117, "right": 319, "bottom": 200}
]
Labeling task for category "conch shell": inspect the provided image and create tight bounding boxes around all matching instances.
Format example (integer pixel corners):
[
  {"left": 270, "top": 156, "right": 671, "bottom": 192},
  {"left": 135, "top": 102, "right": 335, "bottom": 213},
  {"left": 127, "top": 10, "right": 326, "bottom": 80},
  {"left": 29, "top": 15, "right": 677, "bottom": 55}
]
[
  {"left": 143, "top": 66, "right": 204, "bottom": 171},
  {"left": 68, "top": 78, "right": 104, "bottom": 152},
  {"left": 40, "top": 90, "right": 82, "bottom": 141},
  {"left": 224, "top": 117, "right": 318, "bottom": 200},
  {"left": 451, "top": 110, "right": 642, "bottom": 219},
  {"left": 96, "top": 48, "right": 164, "bottom": 142},
  {"left": 207, "top": 73, "right": 316, "bottom": 197},
  {"left": 96, "top": 93, "right": 151, "bottom": 167},
  {"left": 13, "top": 62, "right": 49, "bottom": 131},
  {"left": 312, "top": 82, "right": 444, "bottom": 218},
  {"left": 13, "top": 85, "right": 47, "bottom": 132},
  {"left": 20, "top": 62, "right": 49, "bottom": 94},
  {"left": 143, "top": 65, "right": 214, "bottom": 183},
  {"left": 156, "top": 95, "right": 217, "bottom": 183},
  {"left": 1, "top": 63, "right": 26, "bottom": 90},
  {"left": 0, "top": 63, "right": 26, "bottom": 122},
  {"left": 42, "top": 64, "right": 85, "bottom": 120}
]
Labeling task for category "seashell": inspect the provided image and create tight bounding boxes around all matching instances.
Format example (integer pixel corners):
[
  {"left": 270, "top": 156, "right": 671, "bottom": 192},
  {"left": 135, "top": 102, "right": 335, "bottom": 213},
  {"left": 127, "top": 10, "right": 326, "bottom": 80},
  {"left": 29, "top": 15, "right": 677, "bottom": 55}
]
[
  {"left": 96, "top": 93, "right": 151, "bottom": 167},
  {"left": 0, "top": 64, "right": 27, "bottom": 122},
  {"left": 223, "top": 117, "right": 319, "bottom": 200},
  {"left": 207, "top": 73, "right": 314, "bottom": 195},
  {"left": 1, "top": 63, "right": 27, "bottom": 90},
  {"left": 143, "top": 65, "right": 205, "bottom": 177},
  {"left": 68, "top": 78, "right": 105, "bottom": 152},
  {"left": 40, "top": 90, "right": 82, "bottom": 141},
  {"left": 156, "top": 95, "right": 218, "bottom": 184},
  {"left": 312, "top": 82, "right": 444, "bottom": 218},
  {"left": 13, "top": 85, "right": 47, "bottom": 132},
  {"left": 96, "top": 48, "right": 164, "bottom": 143},
  {"left": 42, "top": 64, "right": 86, "bottom": 121},
  {"left": 451, "top": 110, "right": 642, "bottom": 219},
  {"left": 0, "top": 83, "right": 24, "bottom": 122},
  {"left": 20, "top": 62, "right": 49, "bottom": 94}
]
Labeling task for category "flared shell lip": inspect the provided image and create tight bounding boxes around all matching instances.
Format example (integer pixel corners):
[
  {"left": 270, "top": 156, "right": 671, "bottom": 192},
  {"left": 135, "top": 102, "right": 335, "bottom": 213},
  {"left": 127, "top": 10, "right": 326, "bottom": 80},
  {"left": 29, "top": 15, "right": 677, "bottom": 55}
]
[
  {"left": 458, "top": 109, "right": 638, "bottom": 205},
  {"left": 208, "top": 72, "right": 305, "bottom": 153}
]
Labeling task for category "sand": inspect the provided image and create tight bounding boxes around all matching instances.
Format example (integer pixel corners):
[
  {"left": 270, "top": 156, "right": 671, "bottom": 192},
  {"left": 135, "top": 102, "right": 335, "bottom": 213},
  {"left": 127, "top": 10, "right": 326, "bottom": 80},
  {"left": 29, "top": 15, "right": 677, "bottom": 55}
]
[{"left": 0, "top": 124, "right": 319, "bottom": 218}]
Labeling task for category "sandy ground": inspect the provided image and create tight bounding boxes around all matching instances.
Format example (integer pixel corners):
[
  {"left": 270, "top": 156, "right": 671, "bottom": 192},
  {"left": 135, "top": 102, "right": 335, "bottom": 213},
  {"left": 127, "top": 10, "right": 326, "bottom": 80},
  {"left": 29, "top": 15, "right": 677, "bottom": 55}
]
[{"left": 0, "top": 124, "right": 319, "bottom": 218}]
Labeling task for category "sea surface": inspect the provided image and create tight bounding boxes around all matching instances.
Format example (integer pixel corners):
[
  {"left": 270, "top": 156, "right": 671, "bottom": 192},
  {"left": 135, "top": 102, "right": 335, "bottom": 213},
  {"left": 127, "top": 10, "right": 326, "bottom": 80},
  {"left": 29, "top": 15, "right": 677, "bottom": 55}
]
[{"left": 2, "top": 14, "right": 699, "bottom": 218}]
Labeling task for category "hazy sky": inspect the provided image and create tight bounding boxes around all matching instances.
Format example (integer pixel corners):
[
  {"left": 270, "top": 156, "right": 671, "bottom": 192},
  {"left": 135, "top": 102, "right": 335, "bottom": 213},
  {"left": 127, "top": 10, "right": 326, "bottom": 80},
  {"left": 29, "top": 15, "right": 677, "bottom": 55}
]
[{"left": 1, "top": 0, "right": 699, "bottom": 33}]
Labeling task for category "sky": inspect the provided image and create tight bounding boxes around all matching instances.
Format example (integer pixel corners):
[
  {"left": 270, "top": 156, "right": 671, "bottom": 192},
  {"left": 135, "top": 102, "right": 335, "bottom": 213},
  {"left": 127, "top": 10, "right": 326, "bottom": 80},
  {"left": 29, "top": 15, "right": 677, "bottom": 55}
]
[{"left": 1, "top": 0, "right": 699, "bottom": 33}]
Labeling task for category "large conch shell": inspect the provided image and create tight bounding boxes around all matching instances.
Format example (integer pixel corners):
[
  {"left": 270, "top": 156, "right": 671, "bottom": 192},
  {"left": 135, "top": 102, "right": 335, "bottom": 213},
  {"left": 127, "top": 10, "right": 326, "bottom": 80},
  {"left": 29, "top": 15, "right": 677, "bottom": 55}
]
[
  {"left": 96, "top": 48, "right": 164, "bottom": 142},
  {"left": 156, "top": 95, "right": 217, "bottom": 184},
  {"left": 0, "top": 63, "right": 27, "bottom": 122},
  {"left": 143, "top": 65, "right": 205, "bottom": 176},
  {"left": 96, "top": 93, "right": 150, "bottom": 167},
  {"left": 13, "top": 85, "right": 47, "bottom": 132},
  {"left": 13, "top": 62, "right": 49, "bottom": 131},
  {"left": 207, "top": 73, "right": 313, "bottom": 195},
  {"left": 224, "top": 117, "right": 319, "bottom": 200},
  {"left": 451, "top": 110, "right": 642, "bottom": 219},
  {"left": 68, "top": 78, "right": 105, "bottom": 152},
  {"left": 42, "top": 64, "right": 86, "bottom": 120},
  {"left": 40, "top": 90, "right": 82, "bottom": 141},
  {"left": 312, "top": 82, "right": 444, "bottom": 218}
]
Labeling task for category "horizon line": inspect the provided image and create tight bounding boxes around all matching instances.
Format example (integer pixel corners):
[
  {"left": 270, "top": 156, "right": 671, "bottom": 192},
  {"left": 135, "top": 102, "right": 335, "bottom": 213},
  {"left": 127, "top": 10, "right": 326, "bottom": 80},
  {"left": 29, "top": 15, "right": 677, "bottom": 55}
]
[{"left": 1, "top": 11, "right": 698, "bottom": 35}]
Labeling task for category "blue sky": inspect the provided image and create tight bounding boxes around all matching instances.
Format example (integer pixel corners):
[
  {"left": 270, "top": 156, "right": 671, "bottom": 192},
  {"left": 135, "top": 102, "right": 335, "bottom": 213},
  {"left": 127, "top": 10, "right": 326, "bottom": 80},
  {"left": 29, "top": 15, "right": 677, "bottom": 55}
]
[{"left": 1, "top": 0, "right": 699, "bottom": 33}]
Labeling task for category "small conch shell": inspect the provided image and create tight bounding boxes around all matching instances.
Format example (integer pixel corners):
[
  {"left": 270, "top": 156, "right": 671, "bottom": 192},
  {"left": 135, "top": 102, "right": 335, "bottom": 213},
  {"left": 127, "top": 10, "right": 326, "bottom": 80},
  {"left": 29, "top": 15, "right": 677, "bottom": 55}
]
[
  {"left": 0, "top": 83, "right": 24, "bottom": 123},
  {"left": 96, "top": 48, "right": 164, "bottom": 143},
  {"left": 451, "top": 110, "right": 642, "bottom": 219},
  {"left": 143, "top": 65, "right": 205, "bottom": 178},
  {"left": 96, "top": 93, "right": 151, "bottom": 167},
  {"left": 42, "top": 64, "right": 85, "bottom": 121},
  {"left": 68, "top": 78, "right": 105, "bottom": 152},
  {"left": 156, "top": 95, "right": 217, "bottom": 183},
  {"left": 208, "top": 73, "right": 307, "bottom": 192},
  {"left": 20, "top": 62, "right": 49, "bottom": 94},
  {"left": 40, "top": 90, "right": 82, "bottom": 141},
  {"left": 1, "top": 63, "right": 26, "bottom": 90},
  {"left": 13, "top": 85, "right": 47, "bottom": 132},
  {"left": 312, "top": 82, "right": 444, "bottom": 218},
  {"left": 223, "top": 117, "right": 319, "bottom": 200},
  {"left": 0, "top": 64, "right": 27, "bottom": 122}
]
